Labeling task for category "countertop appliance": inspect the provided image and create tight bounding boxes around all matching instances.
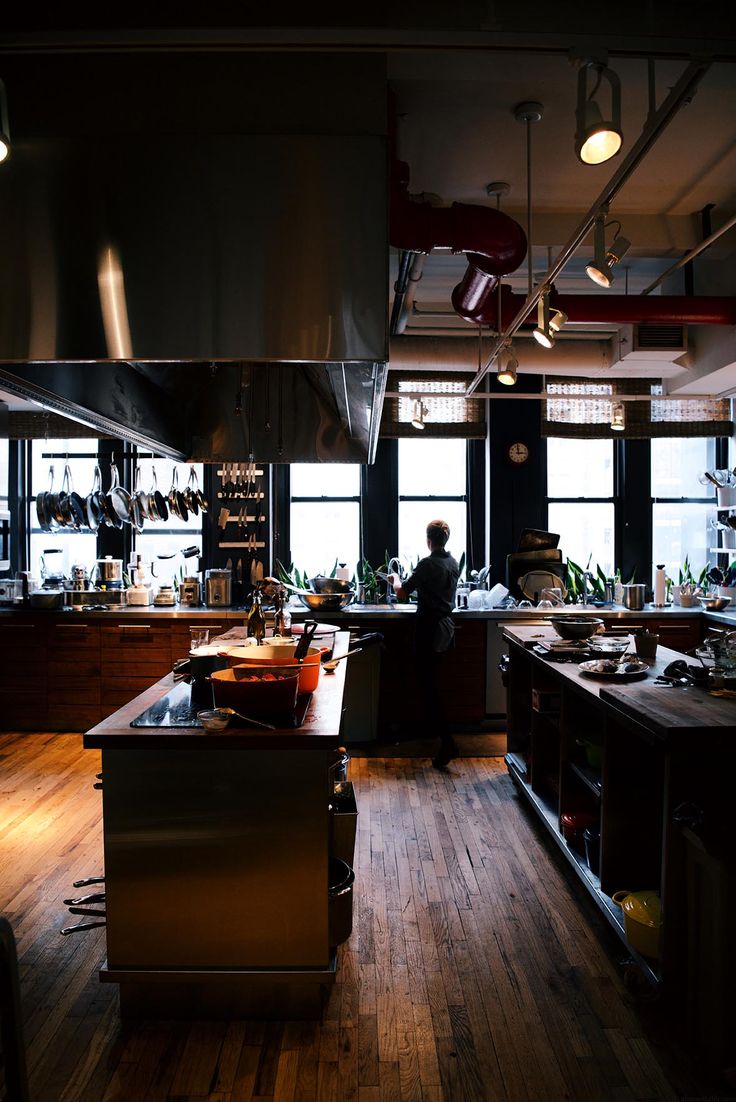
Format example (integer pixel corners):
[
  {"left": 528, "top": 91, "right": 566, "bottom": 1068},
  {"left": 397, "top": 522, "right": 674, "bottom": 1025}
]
[
  {"left": 205, "top": 568, "right": 232, "bottom": 608},
  {"left": 180, "top": 578, "right": 201, "bottom": 606}
]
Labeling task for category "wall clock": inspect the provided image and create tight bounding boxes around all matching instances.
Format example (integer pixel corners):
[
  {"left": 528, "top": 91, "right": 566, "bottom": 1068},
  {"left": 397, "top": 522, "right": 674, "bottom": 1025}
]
[{"left": 508, "top": 442, "right": 530, "bottom": 465}]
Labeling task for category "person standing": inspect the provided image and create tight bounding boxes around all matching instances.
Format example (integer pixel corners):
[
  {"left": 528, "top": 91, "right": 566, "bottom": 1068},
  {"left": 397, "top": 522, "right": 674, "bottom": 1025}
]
[{"left": 388, "top": 519, "right": 461, "bottom": 768}]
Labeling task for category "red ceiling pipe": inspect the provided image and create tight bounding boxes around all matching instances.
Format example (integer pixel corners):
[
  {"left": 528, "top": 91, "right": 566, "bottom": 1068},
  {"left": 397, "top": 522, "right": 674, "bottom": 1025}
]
[
  {"left": 456, "top": 284, "right": 736, "bottom": 326},
  {"left": 390, "top": 160, "right": 527, "bottom": 316}
]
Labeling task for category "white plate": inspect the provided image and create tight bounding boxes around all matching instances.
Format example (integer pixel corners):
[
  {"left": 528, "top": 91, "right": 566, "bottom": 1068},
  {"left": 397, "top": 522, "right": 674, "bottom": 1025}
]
[{"left": 578, "top": 658, "right": 649, "bottom": 679}]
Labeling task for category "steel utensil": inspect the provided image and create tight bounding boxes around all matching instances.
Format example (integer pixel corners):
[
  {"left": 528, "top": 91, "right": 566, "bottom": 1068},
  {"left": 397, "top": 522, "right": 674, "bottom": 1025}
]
[
  {"left": 215, "top": 707, "right": 277, "bottom": 730},
  {"left": 323, "top": 647, "right": 363, "bottom": 672}
]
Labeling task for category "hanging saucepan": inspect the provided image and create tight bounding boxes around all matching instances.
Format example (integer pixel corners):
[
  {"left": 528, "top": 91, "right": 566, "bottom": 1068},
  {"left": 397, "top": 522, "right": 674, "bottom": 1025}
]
[
  {"left": 185, "top": 466, "right": 200, "bottom": 517},
  {"left": 168, "top": 467, "right": 188, "bottom": 522},
  {"left": 86, "top": 465, "right": 105, "bottom": 531},
  {"left": 148, "top": 465, "right": 169, "bottom": 522},
  {"left": 36, "top": 465, "right": 55, "bottom": 533}
]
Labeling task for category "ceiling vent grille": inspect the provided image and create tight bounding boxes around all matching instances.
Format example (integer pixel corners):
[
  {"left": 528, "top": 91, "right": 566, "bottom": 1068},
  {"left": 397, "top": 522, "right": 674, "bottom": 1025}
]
[{"left": 633, "top": 324, "right": 687, "bottom": 353}]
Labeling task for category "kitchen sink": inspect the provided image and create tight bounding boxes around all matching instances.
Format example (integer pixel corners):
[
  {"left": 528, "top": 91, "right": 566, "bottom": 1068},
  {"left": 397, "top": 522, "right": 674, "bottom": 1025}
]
[{"left": 348, "top": 603, "right": 416, "bottom": 612}]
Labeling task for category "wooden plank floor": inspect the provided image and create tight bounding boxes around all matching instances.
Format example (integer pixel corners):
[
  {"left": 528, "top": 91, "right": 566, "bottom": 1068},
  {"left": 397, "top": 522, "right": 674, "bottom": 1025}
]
[{"left": 0, "top": 732, "right": 716, "bottom": 1102}]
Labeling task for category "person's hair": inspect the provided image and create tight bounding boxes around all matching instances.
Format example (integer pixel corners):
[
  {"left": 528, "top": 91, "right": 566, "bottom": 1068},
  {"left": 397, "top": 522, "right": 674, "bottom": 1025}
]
[{"left": 426, "top": 519, "right": 450, "bottom": 548}]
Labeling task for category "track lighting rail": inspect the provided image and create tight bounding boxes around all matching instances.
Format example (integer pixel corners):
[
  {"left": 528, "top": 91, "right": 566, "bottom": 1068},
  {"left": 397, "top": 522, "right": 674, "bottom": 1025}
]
[{"left": 465, "top": 57, "right": 712, "bottom": 397}]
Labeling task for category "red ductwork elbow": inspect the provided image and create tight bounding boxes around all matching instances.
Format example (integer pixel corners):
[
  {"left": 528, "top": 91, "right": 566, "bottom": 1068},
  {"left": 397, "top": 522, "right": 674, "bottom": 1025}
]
[
  {"left": 456, "top": 285, "right": 736, "bottom": 327},
  {"left": 390, "top": 162, "right": 527, "bottom": 316}
]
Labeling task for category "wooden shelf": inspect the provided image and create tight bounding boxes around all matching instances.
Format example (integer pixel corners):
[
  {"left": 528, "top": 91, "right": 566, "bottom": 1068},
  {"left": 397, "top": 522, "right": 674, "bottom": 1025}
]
[
  {"left": 506, "top": 753, "right": 661, "bottom": 988},
  {"left": 569, "top": 761, "right": 603, "bottom": 797}
]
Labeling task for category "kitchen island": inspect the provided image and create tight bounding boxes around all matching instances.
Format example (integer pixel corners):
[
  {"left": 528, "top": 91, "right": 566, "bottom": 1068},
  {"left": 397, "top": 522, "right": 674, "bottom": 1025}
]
[
  {"left": 82, "top": 635, "right": 352, "bottom": 1019},
  {"left": 503, "top": 625, "right": 736, "bottom": 1075}
]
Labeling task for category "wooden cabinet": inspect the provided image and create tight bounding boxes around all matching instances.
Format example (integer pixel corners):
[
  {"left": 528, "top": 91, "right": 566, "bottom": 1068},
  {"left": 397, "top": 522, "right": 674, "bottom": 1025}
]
[
  {"left": 101, "top": 623, "right": 172, "bottom": 717},
  {"left": 48, "top": 621, "right": 101, "bottom": 730},
  {"left": 169, "top": 617, "right": 231, "bottom": 661},
  {"left": 340, "top": 616, "right": 487, "bottom": 738},
  {"left": 503, "top": 625, "right": 736, "bottom": 1074},
  {"left": 620, "top": 615, "right": 701, "bottom": 654},
  {"left": 0, "top": 618, "right": 48, "bottom": 729}
]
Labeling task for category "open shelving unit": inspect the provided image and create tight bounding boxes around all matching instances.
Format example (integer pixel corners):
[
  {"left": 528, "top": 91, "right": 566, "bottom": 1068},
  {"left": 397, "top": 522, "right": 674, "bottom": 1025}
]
[{"left": 504, "top": 638, "right": 667, "bottom": 988}]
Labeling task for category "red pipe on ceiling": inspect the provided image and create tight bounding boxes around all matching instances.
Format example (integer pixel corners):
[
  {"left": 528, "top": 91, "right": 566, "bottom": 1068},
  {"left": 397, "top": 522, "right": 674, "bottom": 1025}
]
[
  {"left": 454, "top": 284, "right": 736, "bottom": 327},
  {"left": 390, "top": 161, "right": 528, "bottom": 316}
]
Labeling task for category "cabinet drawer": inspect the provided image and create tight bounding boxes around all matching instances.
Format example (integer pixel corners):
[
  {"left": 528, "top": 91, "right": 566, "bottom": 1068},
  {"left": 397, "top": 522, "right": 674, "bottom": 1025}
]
[{"left": 48, "top": 622, "right": 101, "bottom": 655}]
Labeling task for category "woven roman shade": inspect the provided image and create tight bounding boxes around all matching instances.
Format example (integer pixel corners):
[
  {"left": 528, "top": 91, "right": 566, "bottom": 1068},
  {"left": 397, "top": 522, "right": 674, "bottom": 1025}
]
[
  {"left": 542, "top": 378, "right": 733, "bottom": 439},
  {"left": 380, "top": 371, "right": 486, "bottom": 439}
]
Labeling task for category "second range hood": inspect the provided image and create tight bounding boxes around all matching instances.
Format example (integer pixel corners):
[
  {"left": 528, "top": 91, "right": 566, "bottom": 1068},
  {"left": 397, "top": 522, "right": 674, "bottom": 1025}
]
[{"left": 0, "top": 53, "right": 388, "bottom": 461}]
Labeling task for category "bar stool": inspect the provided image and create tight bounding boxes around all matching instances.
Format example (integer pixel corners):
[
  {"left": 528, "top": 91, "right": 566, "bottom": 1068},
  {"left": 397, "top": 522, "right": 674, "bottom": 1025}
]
[
  {"left": 0, "top": 917, "right": 30, "bottom": 1102},
  {"left": 60, "top": 773, "right": 106, "bottom": 937}
]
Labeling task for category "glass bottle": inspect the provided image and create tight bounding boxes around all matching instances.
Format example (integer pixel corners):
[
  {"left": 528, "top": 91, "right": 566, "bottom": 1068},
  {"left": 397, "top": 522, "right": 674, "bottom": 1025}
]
[{"left": 247, "top": 586, "right": 266, "bottom": 645}]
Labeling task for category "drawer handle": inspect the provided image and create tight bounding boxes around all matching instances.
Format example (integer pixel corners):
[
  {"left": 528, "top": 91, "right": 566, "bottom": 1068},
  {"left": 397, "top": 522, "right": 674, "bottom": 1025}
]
[
  {"left": 54, "top": 624, "right": 89, "bottom": 630},
  {"left": 0, "top": 624, "right": 36, "bottom": 629},
  {"left": 115, "top": 624, "right": 152, "bottom": 629}
]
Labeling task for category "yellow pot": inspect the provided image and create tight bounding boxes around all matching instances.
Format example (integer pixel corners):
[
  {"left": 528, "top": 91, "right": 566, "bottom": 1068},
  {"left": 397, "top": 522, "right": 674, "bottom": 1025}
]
[{"left": 612, "top": 890, "right": 662, "bottom": 959}]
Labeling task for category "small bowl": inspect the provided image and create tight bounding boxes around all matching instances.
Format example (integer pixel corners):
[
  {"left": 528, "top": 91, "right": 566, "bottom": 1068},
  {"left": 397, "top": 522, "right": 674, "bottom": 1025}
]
[
  {"left": 197, "top": 708, "right": 232, "bottom": 732},
  {"left": 549, "top": 616, "right": 604, "bottom": 640},
  {"left": 698, "top": 596, "right": 731, "bottom": 611}
]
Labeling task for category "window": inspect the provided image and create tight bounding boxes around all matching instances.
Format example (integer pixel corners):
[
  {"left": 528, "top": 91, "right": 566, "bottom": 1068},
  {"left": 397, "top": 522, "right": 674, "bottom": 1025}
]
[
  {"left": 30, "top": 438, "right": 99, "bottom": 582},
  {"left": 133, "top": 457, "right": 204, "bottom": 568},
  {"left": 651, "top": 437, "right": 718, "bottom": 581},
  {"left": 289, "top": 464, "right": 360, "bottom": 578},
  {"left": 398, "top": 439, "right": 466, "bottom": 569},
  {"left": 546, "top": 438, "right": 615, "bottom": 576}
]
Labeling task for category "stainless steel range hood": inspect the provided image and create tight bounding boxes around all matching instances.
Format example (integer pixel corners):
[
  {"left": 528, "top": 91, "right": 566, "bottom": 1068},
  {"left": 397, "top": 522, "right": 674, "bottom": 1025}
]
[{"left": 0, "top": 53, "right": 388, "bottom": 461}]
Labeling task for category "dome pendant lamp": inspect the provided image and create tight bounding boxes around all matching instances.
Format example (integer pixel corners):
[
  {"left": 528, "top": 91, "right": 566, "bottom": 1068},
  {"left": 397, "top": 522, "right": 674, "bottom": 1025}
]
[{"left": 575, "top": 61, "right": 623, "bottom": 165}]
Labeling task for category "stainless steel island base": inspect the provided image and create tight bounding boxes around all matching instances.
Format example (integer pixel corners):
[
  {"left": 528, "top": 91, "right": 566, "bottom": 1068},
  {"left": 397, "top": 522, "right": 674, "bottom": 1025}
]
[
  {"left": 101, "top": 959, "right": 337, "bottom": 1021},
  {"left": 83, "top": 655, "right": 351, "bottom": 1021}
]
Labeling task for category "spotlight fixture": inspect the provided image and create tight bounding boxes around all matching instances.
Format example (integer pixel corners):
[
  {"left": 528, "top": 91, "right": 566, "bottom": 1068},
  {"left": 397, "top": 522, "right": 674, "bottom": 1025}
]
[
  {"left": 533, "top": 290, "right": 555, "bottom": 348},
  {"left": 586, "top": 214, "right": 631, "bottom": 288},
  {"left": 0, "top": 79, "right": 10, "bottom": 164},
  {"left": 497, "top": 345, "right": 518, "bottom": 386},
  {"left": 411, "top": 399, "right": 428, "bottom": 430},
  {"left": 610, "top": 402, "right": 625, "bottom": 431},
  {"left": 550, "top": 308, "right": 568, "bottom": 334},
  {"left": 575, "top": 60, "right": 623, "bottom": 165}
]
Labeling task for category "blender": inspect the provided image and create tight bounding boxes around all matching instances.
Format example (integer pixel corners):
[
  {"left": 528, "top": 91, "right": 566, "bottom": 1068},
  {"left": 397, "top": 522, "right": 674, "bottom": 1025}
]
[
  {"left": 152, "top": 553, "right": 178, "bottom": 606},
  {"left": 40, "top": 548, "right": 65, "bottom": 588},
  {"left": 179, "top": 546, "right": 202, "bottom": 606}
]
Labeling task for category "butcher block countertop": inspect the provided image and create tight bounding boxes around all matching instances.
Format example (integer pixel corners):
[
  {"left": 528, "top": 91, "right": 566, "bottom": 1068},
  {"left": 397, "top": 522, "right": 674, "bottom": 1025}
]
[{"left": 503, "top": 624, "right": 736, "bottom": 743}]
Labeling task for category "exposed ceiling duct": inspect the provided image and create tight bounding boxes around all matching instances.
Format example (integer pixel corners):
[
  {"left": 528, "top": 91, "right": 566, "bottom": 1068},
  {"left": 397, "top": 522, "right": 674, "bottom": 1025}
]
[
  {"left": 390, "top": 158, "right": 528, "bottom": 329},
  {"left": 452, "top": 285, "right": 736, "bottom": 327}
]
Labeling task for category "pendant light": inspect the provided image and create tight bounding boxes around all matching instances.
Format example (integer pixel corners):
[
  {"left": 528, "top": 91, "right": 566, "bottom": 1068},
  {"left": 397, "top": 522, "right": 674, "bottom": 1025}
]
[
  {"left": 575, "top": 61, "right": 623, "bottom": 165},
  {"left": 610, "top": 402, "right": 625, "bottom": 431},
  {"left": 586, "top": 213, "right": 631, "bottom": 288},
  {"left": 411, "top": 399, "right": 428, "bottom": 430},
  {"left": 0, "top": 79, "right": 10, "bottom": 164},
  {"left": 497, "top": 345, "right": 518, "bottom": 386}
]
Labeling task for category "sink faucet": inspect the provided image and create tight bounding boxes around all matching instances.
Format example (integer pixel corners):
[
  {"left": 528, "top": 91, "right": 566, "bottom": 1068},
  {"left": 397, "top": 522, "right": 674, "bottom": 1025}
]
[
  {"left": 386, "top": 557, "right": 403, "bottom": 604},
  {"left": 581, "top": 571, "right": 595, "bottom": 606}
]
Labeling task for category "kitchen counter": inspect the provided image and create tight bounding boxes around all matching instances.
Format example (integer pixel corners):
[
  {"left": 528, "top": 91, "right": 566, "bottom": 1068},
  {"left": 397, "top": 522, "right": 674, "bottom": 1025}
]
[
  {"left": 83, "top": 635, "right": 351, "bottom": 1019},
  {"left": 502, "top": 623, "right": 735, "bottom": 1073},
  {"left": 503, "top": 624, "right": 735, "bottom": 744},
  {"left": 0, "top": 600, "right": 718, "bottom": 620}
]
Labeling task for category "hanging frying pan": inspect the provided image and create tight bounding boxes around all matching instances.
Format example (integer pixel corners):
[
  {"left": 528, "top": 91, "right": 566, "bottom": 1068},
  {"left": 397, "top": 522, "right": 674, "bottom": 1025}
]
[
  {"left": 86, "top": 466, "right": 105, "bottom": 531},
  {"left": 36, "top": 466, "right": 55, "bottom": 532},
  {"left": 108, "top": 460, "right": 132, "bottom": 524}
]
